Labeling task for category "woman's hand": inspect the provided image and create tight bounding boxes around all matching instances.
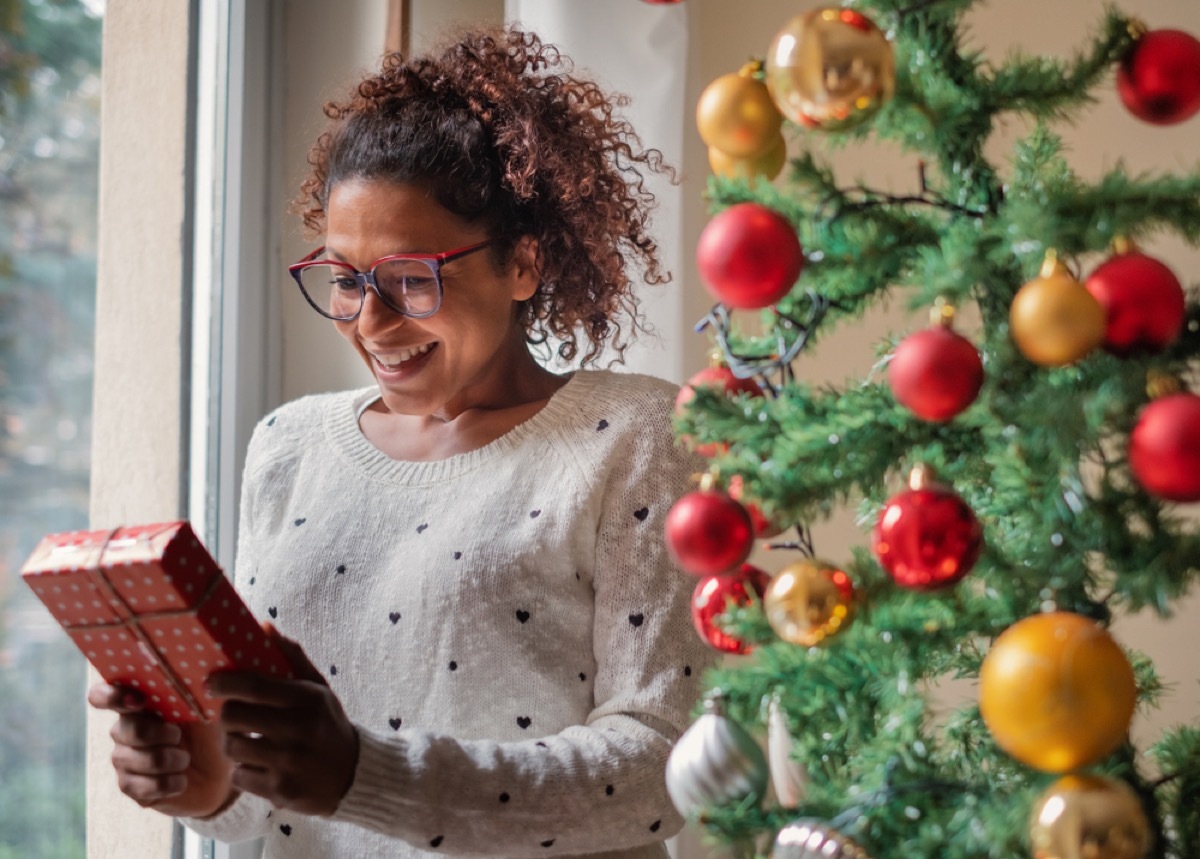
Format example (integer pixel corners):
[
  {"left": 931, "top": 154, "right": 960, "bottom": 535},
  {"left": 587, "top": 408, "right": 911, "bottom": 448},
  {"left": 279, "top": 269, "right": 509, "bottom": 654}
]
[
  {"left": 206, "top": 626, "right": 359, "bottom": 817},
  {"left": 87, "top": 682, "right": 238, "bottom": 818}
]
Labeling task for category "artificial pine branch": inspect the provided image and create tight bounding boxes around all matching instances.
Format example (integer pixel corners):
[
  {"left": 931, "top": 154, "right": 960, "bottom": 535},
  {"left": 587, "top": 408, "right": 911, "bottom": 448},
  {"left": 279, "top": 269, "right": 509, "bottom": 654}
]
[{"left": 983, "top": 8, "right": 1136, "bottom": 118}]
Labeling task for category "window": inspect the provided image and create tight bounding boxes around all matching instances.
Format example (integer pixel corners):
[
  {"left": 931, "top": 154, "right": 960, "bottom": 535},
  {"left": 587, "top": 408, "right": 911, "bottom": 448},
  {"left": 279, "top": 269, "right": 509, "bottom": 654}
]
[{"left": 0, "top": 0, "right": 103, "bottom": 855}]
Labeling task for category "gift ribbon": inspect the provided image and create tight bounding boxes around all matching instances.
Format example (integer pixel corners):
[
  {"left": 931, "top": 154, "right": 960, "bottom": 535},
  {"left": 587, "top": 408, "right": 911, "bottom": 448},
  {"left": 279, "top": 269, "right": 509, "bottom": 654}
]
[{"left": 70, "top": 526, "right": 220, "bottom": 720}]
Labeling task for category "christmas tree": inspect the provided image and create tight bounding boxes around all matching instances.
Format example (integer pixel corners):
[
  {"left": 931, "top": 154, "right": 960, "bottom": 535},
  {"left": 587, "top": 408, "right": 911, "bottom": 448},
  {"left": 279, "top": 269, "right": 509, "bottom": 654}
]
[{"left": 664, "top": 2, "right": 1200, "bottom": 857}]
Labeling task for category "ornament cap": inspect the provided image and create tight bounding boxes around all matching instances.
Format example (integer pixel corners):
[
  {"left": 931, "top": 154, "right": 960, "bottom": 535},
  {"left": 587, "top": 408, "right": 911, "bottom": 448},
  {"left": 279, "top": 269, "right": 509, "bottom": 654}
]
[
  {"left": 1126, "top": 17, "right": 1149, "bottom": 41},
  {"left": 738, "top": 58, "right": 765, "bottom": 79},
  {"left": 1146, "top": 370, "right": 1183, "bottom": 400},
  {"left": 1111, "top": 235, "right": 1137, "bottom": 256},
  {"left": 930, "top": 298, "right": 956, "bottom": 327},
  {"left": 1039, "top": 249, "right": 1071, "bottom": 279},
  {"left": 908, "top": 463, "right": 937, "bottom": 490},
  {"left": 701, "top": 688, "right": 728, "bottom": 716}
]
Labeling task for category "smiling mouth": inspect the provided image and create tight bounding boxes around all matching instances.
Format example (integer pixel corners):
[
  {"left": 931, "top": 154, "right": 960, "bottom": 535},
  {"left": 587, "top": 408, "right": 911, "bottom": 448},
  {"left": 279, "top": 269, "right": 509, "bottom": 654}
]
[{"left": 371, "top": 342, "right": 436, "bottom": 370}]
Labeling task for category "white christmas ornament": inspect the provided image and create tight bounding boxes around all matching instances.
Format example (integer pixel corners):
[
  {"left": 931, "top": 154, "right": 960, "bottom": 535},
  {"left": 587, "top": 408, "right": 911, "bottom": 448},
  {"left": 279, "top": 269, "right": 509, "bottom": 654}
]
[
  {"left": 666, "top": 689, "right": 768, "bottom": 817},
  {"left": 767, "top": 693, "right": 809, "bottom": 808}
]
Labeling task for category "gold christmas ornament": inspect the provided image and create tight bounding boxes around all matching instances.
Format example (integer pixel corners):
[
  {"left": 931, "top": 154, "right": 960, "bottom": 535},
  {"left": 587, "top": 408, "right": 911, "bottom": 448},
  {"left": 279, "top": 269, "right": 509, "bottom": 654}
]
[
  {"left": 764, "top": 560, "right": 855, "bottom": 647},
  {"left": 708, "top": 133, "right": 787, "bottom": 182},
  {"left": 1029, "top": 775, "right": 1151, "bottom": 859},
  {"left": 979, "top": 612, "right": 1136, "bottom": 773},
  {"left": 772, "top": 817, "right": 874, "bottom": 858},
  {"left": 697, "top": 62, "right": 784, "bottom": 158},
  {"left": 765, "top": 7, "right": 895, "bottom": 131},
  {"left": 1010, "top": 251, "right": 1106, "bottom": 367}
]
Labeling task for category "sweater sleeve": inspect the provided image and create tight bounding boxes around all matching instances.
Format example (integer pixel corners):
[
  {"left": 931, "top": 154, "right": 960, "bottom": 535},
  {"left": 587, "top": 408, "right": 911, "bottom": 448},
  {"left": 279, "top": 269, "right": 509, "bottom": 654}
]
[{"left": 329, "top": 384, "right": 717, "bottom": 856}]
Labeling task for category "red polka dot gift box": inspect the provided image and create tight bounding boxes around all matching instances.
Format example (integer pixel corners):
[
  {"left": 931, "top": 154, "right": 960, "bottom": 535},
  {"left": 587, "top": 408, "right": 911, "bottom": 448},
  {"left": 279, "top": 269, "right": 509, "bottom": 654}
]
[{"left": 20, "top": 521, "right": 291, "bottom": 723}]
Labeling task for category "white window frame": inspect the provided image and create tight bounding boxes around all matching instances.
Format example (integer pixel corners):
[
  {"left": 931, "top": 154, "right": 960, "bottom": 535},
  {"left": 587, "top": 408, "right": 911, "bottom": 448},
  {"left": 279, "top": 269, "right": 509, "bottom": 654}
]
[{"left": 186, "top": 1, "right": 282, "bottom": 857}]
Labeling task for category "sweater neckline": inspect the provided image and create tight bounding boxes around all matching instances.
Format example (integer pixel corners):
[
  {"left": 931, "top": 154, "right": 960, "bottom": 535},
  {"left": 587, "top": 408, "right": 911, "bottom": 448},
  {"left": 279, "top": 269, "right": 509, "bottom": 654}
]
[{"left": 325, "top": 369, "right": 601, "bottom": 485}]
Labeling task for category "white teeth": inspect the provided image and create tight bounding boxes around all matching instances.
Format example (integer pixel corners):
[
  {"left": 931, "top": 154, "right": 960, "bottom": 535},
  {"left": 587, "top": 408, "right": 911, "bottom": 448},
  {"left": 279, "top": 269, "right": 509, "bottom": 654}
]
[{"left": 373, "top": 343, "right": 432, "bottom": 368}]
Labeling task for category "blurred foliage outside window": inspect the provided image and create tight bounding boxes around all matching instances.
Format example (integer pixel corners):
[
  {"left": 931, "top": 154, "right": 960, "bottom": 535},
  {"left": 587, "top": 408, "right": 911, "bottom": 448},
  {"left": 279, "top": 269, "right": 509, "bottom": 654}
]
[{"left": 1, "top": 0, "right": 103, "bottom": 856}]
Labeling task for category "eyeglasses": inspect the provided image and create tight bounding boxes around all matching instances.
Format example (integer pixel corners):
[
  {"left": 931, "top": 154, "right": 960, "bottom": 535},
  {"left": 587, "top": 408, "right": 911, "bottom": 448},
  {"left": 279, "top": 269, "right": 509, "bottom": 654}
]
[{"left": 288, "top": 239, "right": 494, "bottom": 321}]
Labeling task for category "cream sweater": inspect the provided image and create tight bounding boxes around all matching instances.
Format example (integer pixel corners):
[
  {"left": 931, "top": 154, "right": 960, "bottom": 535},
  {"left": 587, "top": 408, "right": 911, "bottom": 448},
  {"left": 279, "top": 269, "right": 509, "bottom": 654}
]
[{"left": 184, "top": 370, "right": 715, "bottom": 858}]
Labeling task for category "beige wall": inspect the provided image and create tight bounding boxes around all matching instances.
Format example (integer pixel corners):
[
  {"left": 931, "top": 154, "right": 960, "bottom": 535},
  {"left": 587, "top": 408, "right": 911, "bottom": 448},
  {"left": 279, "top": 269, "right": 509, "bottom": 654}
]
[
  {"left": 89, "top": 2, "right": 192, "bottom": 856},
  {"left": 279, "top": 0, "right": 388, "bottom": 402}
]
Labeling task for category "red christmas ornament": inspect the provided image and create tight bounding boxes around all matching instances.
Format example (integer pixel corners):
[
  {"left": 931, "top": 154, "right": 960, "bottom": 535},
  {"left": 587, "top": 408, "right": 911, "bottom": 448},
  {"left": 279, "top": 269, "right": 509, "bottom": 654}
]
[
  {"left": 1084, "top": 244, "right": 1186, "bottom": 356},
  {"left": 888, "top": 305, "right": 984, "bottom": 422},
  {"left": 665, "top": 486, "right": 755, "bottom": 576},
  {"left": 872, "top": 466, "right": 983, "bottom": 590},
  {"left": 727, "top": 474, "right": 786, "bottom": 538},
  {"left": 675, "top": 364, "right": 764, "bottom": 457},
  {"left": 1117, "top": 28, "right": 1200, "bottom": 125},
  {"left": 696, "top": 203, "right": 804, "bottom": 309},
  {"left": 691, "top": 564, "right": 771, "bottom": 654},
  {"left": 1129, "top": 389, "right": 1200, "bottom": 503}
]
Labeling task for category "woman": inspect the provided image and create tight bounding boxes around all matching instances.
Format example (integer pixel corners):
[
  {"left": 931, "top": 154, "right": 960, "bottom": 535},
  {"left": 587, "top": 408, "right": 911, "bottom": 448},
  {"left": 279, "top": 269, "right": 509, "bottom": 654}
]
[{"left": 89, "top": 25, "right": 713, "bottom": 858}]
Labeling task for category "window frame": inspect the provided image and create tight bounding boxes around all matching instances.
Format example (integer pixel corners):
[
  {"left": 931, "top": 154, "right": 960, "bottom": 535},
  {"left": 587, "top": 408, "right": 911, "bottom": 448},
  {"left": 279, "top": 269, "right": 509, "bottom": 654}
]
[{"left": 185, "top": 1, "right": 282, "bottom": 857}]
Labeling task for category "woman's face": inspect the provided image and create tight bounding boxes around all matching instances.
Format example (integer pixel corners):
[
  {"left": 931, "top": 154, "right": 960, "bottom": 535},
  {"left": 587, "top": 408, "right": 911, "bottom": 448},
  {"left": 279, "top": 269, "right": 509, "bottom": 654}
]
[{"left": 324, "top": 179, "right": 538, "bottom": 420}]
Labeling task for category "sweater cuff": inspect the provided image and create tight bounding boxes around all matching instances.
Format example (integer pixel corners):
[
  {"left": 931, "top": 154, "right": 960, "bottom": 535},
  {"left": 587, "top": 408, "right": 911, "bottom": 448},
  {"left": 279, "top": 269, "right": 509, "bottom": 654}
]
[
  {"left": 332, "top": 726, "right": 417, "bottom": 831},
  {"left": 180, "top": 790, "right": 272, "bottom": 843}
]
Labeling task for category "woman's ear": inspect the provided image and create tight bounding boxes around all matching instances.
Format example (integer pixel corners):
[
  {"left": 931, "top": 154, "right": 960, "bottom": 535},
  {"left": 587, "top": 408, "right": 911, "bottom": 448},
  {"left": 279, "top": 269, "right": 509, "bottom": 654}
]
[{"left": 508, "top": 235, "right": 540, "bottom": 302}]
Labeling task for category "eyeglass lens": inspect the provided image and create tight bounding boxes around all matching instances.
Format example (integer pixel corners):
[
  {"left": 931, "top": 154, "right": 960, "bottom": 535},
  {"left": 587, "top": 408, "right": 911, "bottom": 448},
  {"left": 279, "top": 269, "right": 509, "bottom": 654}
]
[{"left": 297, "top": 258, "right": 440, "bottom": 319}]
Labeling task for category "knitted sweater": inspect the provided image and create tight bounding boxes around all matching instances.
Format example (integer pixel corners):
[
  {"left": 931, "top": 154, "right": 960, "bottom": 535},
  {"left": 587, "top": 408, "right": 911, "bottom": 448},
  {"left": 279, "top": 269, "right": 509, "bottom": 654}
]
[{"left": 183, "top": 369, "right": 716, "bottom": 858}]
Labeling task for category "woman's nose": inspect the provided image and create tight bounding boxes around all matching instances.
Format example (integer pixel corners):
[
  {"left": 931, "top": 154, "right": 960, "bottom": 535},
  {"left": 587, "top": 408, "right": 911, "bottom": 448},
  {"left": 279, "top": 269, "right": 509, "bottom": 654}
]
[{"left": 355, "top": 287, "right": 404, "bottom": 333}]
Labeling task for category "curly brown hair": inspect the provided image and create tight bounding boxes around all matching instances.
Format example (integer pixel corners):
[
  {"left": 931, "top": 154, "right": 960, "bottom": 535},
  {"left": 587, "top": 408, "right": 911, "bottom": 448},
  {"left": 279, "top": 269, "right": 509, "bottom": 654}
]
[{"left": 295, "top": 25, "right": 675, "bottom": 366}]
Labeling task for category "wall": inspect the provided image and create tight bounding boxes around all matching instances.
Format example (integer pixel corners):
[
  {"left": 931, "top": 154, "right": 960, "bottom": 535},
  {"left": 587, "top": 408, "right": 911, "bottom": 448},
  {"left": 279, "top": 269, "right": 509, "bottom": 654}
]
[
  {"left": 279, "top": 0, "right": 390, "bottom": 402},
  {"left": 88, "top": 2, "right": 194, "bottom": 856}
]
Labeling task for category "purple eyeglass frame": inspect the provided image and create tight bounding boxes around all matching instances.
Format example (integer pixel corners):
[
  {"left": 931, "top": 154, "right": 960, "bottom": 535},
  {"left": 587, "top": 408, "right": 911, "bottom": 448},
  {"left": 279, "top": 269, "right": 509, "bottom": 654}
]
[{"left": 288, "top": 239, "right": 494, "bottom": 320}]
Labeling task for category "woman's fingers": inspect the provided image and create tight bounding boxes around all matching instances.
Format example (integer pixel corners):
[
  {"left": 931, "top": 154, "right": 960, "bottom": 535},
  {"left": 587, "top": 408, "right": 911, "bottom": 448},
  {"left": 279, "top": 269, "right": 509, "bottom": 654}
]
[
  {"left": 227, "top": 764, "right": 278, "bottom": 804},
  {"left": 110, "top": 731, "right": 192, "bottom": 807},
  {"left": 89, "top": 679, "right": 239, "bottom": 817},
  {"left": 263, "top": 624, "right": 326, "bottom": 685},
  {"left": 110, "top": 711, "right": 182, "bottom": 748},
  {"left": 87, "top": 682, "right": 149, "bottom": 714},
  {"left": 116, "top": 770, "right": 189, "bottom": 806},
  {"left": 221, "top": 731, "right": 280, "bottom": 769},
  {"left": 217, "top": 694, "right": 320, "bottom": 740},
  {"left": 111, "top": 740, "right": 191, "bottom": 776}
]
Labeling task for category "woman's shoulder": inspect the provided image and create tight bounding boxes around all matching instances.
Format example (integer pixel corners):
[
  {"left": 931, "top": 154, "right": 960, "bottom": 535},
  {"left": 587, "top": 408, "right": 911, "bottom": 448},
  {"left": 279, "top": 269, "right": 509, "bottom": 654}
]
[
  {"left": 545, "top": 370, "right": 692, "bottom": 467},
  {"left": 551, "top": 370, "right": 701, "bottom": 494},
  {"left": 255, "top": 387, "right": 371, "bottom": 433},
  {"left": 567, "top": 369, "right": 681, "bottom": 419},
  {"left": 243, "top": 387, "right": 372, "bottom": 466}
]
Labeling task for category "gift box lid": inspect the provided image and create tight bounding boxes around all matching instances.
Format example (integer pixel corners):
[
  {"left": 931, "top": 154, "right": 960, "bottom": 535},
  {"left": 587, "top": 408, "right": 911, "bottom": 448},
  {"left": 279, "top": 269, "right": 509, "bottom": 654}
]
[{"left": 20, "top": 522, "right": 221, "bottom": 627}]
